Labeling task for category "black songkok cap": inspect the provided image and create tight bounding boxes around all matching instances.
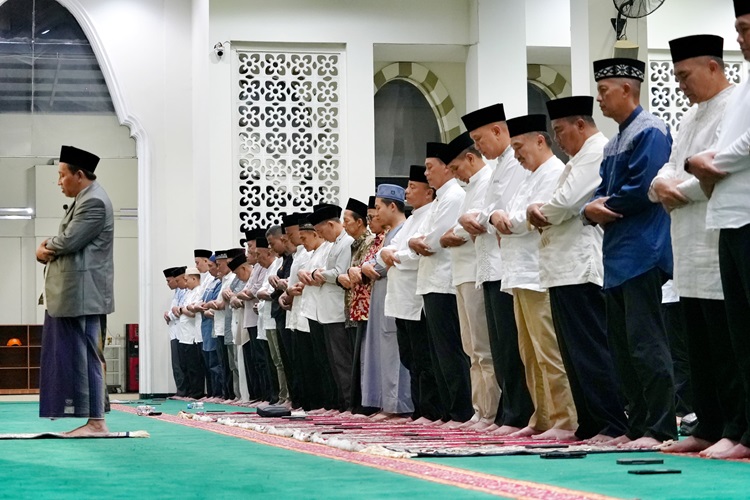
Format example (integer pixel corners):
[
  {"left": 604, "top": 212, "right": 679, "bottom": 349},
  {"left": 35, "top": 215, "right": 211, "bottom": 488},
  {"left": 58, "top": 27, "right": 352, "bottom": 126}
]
[
  {"left": 409, "top": 165, "right": 428, "bottom": 184},
  {"left": 313, "top": 202, "right": 337, "bottom": 212},
  {"left": 735, "top": 0, "right": 750, "bottom": 17},
  {"left": 282, "top": 213, "right": 300, "bottom": 228},
  {"left": 228, "top": 253, "right": 247, "bottom": 272},
  {"left": 461, "top": 103, "right": 506, "bottom": 132},
  {"left": 345, "top": 198, "right": 368, "bottom": 220},
  {"left": 172, "top": 266, "right": 187, "bottom": 277},
  {"left": 244, "top": 228, "right": 264, "bottom": 241},
  {"left": 308, "top": 205, "right": 342, "bottom": 226},
  {"left": 256, "top": 237, "right": 270, "bottom": 248},
  {"left": 546, "top": 96, "right": 594, "bottom": 121},
  {"left": 669, "top": 35, "right": 724, "bottom": 63},
  {"left": 194, "top": 249, "right": 212, "bottom": 259},
  {"left": 593, "top": 58, "right": 646, "bottom": 82},
  {"left": 299, "top": 220, "right": 315, "bottom": 231},
  {"left": 59, "top": 145, "right": 100, "bottom": 172},
  {"left": 368, "top": 196, "right": 376, "bottom": 210},
  {"left": 425, "top": 142, "right": 449, "bottom": 160},
  {"left": 440, "top": 132, "right": 475, "bottom": 165},
  {"left": 226, "top": 248, "right": 245, "bottom": 259},
  {"left": 507, "top": 114, "right": 548, "bottom": 138},
  {"left": 214, "top": 250, "right": 228, "bottom": 260},
  {"left": 163, "top": 267, "right": 176, "bottom": 278}
]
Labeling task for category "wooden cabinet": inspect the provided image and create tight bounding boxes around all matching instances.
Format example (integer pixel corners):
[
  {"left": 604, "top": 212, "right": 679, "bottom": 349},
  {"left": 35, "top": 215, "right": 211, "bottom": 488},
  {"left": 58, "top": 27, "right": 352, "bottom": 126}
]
[{"left": 0, "top": 325, "right": 42, "bottom": 394}]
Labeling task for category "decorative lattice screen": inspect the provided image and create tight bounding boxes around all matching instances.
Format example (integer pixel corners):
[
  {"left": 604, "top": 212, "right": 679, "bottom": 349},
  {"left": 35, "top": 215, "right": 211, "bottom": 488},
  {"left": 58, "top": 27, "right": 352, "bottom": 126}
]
[
  {"left": 235, "top": 49, "right": 342, "bottom": 231},
  {"left": 649, "top": 58, "right": 744, "bottom": 134}
]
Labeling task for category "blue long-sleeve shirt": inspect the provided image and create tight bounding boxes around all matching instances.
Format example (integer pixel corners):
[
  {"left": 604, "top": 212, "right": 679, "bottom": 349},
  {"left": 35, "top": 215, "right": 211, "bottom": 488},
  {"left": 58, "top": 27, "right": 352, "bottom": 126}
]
[{"left": 590, "top": 106, "right": 673, "bottom": 289}]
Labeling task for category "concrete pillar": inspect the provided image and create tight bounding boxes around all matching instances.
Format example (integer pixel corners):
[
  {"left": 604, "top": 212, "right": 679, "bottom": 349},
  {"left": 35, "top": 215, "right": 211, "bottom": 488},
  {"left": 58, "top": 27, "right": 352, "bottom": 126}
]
[{"left": 466, "top": 0, "right": 528, "bottom": 118}]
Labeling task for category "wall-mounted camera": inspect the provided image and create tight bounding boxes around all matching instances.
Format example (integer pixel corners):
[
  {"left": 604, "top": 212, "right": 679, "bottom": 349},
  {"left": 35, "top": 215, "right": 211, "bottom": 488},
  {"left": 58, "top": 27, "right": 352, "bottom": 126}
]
[{"left": 214, "top": 42, "right": 225, "bottom": 59}]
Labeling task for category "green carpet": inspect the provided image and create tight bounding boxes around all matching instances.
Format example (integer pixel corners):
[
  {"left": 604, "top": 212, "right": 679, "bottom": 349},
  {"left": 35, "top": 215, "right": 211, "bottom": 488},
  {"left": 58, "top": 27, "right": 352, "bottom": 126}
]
[
  {"left": 0, "top": 402, "right": 499, "bottom": 499},
  {"left": 426, "top": 449, "right": 750, "bottom": 499}
]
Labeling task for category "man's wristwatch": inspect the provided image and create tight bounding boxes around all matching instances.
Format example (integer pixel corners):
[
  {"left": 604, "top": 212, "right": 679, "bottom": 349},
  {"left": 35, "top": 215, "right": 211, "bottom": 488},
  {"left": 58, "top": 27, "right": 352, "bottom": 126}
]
[{"left": 684, "top": 156, "right": 692, "bottom": 173}]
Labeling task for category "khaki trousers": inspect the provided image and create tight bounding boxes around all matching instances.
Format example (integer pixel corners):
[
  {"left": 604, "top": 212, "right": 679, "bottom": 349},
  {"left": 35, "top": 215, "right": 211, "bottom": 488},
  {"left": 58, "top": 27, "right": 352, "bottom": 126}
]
[
  {"left": 456, "top": 282, "right": 500, "bottom": 421},
  {"left": 513, "top": 288, "right": 577, "bottom": 431}
]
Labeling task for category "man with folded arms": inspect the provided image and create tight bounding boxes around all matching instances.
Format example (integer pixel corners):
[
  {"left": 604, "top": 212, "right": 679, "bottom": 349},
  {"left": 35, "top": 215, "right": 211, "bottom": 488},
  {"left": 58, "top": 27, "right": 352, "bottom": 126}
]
[
  {"left": 460, "top": 103, "right": 534, "bottom": 434},
  {"left": 492, "top": 114, "right": 576, "bottom": 440},
  {"left": 527, "top": 96, "right": 627, "bottom": 441},
  {"left": 583, "top": 57, "right": 674, "bottom": 448},
  {"left": 653, "top": 34, "right": 743, "bottom": 457}
]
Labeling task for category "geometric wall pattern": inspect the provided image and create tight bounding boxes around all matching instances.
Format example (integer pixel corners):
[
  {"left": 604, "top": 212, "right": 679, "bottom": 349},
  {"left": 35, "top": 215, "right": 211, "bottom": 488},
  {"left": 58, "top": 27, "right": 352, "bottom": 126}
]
[{"left": 235, "top": 49, "right": 342, "bottom": 231}]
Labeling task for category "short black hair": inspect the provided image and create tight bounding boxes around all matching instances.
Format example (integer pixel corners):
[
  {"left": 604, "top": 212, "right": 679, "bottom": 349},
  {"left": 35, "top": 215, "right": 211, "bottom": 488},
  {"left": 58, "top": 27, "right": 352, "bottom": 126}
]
[
  {"left": 266, "top": 225, "right": 283, "bottom": 238},
  {"left": 382, "top": 199, "right": 406, "bottom": 213},
  {"left": 562, "top": 115, "right": 596, "bottom": 126},
  {"left": 65, "top": 163, "right": 97, "bottom": 181}
]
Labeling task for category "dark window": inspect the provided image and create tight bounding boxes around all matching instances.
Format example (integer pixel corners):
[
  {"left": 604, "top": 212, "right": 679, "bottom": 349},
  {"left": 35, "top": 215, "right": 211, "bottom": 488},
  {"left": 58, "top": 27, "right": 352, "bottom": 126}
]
[
  {"left": 0, "top": 0, "right": 114, "bottom": 113},
  {"left": 374, "top": 79, "right": 441, "bottom": 187}
]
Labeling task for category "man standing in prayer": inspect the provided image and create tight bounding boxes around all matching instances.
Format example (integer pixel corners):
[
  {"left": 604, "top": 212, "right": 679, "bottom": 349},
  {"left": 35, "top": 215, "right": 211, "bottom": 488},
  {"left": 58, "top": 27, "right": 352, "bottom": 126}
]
[
  {"left": 583, "top": 57, "right": 675, "bottom": 448},
  {"left": 308, "top": 205, "right": 355, "bottom": 411},
  {"left": 378, "top": 166, "right": 442, "bottom": 423},
  {"left": 37, "top": 145, "right": 114, "bottom": 436},
  {"left": 460, "top": 103, "right": 533, "bottom": 435},
  {"left": 439, "top": 132, "right": 500, "bottom": 431},
  {"left": 163, "top": 267, "right": 188, "bottom": 397},
  {"left": 526, "top": 96, "right": 626, "bottom": 441},
  {"left": 676, "top": 6, "right": 750, "bottom": 457},
  {"left": 653, "top": 35, "right": 742, "bottom": 457},
  {"left": 360, "top": 185, "right": 413, "bottom": 418},
  {"left": 409, "top": 143, "right": 474, "bottom": 427},
  {"left": 492, "top": 115, "right": 576, "bottom": 440}
]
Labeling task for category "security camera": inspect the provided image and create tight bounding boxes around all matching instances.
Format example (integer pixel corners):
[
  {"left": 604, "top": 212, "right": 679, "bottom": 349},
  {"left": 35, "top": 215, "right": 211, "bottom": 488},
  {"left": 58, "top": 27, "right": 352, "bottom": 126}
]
[{"left": 214, "top": 42, "right": 224, "bottom": 58}]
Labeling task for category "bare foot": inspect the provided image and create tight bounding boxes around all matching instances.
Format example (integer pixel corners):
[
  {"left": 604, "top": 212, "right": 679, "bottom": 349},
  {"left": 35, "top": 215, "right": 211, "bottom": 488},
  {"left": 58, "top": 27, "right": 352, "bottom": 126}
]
[
  {"left": 441, "top": 420, "right": 466, "bottom": 429},
  {"left": 483, "top": 424, "right": 499, "bottom": 433},
  {"left": 467, "top": 420, "right": 494, "bottom": 431},
  {"left": 587, "top": 433, "right": 616, "bottom": 444},
  {"left": 424, "top": 419, "right": 448, "bottom": 427},
  {"left": 370, "top": 412, "right": 391, "bottom": 422},
  {"left": 338, "top": 410, "right": 353, "bottom": 418},
  {"left": 660, "top": 436, "right": 713, "bottom": 454},
  {"left": 491, "top": 425, "right": 522, "bottom": 436},
  {"left": 411, "top": 417, "right": 434, "bottom": 425},
  {"left": 620, "top": 436, "right": 662, "bottom": 449},
  {"left": 509, "top": 426, "right": 541, "bottom": 438},
  {"left": 703, "top": 440, "right": 746, "bottom": 459},
  {"left": 532, "top": 428, "right": 577, "bottom": 441},
  {"left": 66, "top": 419, "right": 109, "bottom": 437},
  {"left": 602, "top": 435, "right": 630, "bottom": 446}
]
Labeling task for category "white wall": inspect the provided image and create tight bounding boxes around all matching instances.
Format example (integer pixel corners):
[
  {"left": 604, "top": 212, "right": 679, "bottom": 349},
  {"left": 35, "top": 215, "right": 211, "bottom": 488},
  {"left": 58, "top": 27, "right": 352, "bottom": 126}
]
[
  {"left": 526, "top": 0, "right": 570, "bottom": 48},
  {"left": 648, "top": 0, "right": 737, "bottom": 50}
]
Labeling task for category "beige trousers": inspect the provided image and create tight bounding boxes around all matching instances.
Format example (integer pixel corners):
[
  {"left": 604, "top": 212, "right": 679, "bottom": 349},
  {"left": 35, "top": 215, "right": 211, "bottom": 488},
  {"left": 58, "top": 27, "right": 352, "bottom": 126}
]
[
  {"left": 266, "top": 329, "right": 289, "bottom": 401},
  {"left": 456, "top": 282, "right": 500, "bottom": 421},
  {"left": 513, "top": 288, "right": 577, "bottom": 431}
]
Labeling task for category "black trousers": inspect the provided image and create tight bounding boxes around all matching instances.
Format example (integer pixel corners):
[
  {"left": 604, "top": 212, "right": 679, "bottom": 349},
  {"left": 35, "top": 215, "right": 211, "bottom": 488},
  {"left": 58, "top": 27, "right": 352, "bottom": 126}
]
[
  {"left": 205, "top": 348, "right": 223, "bottom": 398},
  {"left": 241, "top": 337, "right": 257, "bottom": 401},
  {"left": 549, "top": 283, "right": 627, "bottom": 439},
  {"left": 719, "top": 226, "right": 750, "bottom": 446},
  {"left": 681, "top": 297, "right": 745, "bottom": 442},
  {"left": 308, "top": 319, "right": 337, "bottom": 409},
  {"left": 323, "top": 321, "right": 354, "bottom": 410},
  {"left": 170, "top": 338, "right": 188, "bottom": 396},
  {"left": 248, "top": 327, "right": 271, "bottom": 401},
  {"left": 177, "top": 342, "right": 204, "bottom": 399},
  {"left": 605, "top": 268, "right": 676, "bottom": 441},
  {"left": 662, "top": 301, "right": 693, "bottom": 416},
  {"left": 422, "top": 293, "right": 473, "bottom": 422},
  {"left": 483, "top": 281, "right": 534, "bottom": 428},
  {"left": 396, "top": 315, "right": 443, "bottom": 421},
  {"left": 198, "top": 343, "right": 212, "bottom": 397},
  {"left": 215, "top": 340, "right": 234, "bottom": 399},
  {"left": 275, "top": 317, "right": 298, "bottom": 407},
  {"left": 293, "top": 330, "right": 316, "bottom": 411}
]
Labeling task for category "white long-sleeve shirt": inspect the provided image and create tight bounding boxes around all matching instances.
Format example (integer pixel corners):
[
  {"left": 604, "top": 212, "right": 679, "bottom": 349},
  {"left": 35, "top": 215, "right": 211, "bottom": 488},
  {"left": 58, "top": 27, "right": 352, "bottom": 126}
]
[
  {"left": 177, "top": 286, "right": 202, "bottom": 344},
  {"left": 471, "top": 147, "right": 528, "bottom": 286},
  {"left": 539, "top": 132, "right": 607, "bottom": 289},
  {"left": 450, "top": 165, "right": 492, "bottom": 286},
  {"left": 415, "top": 179, "right": 465, "bottom": 295},
  {"left": 649, "top": 85, "right": 733, "bottom": 300},
  {"left": 707, "top": 70, "right": 750, "bottom": 229},
  {"left": 286, "top": 245, "right": 312, "bottom": 332},
  {"left": 300, "top": 241, "right": 333, "bottom": 322},
  {"left": 500, "top": 156, "right": 566, "bottom": 292},
  {"left": 378, "top": 202, "right": 432, "bottom": 320},
  {"left": 257, "top": 257, "right": 281, "bottom": 340}
]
